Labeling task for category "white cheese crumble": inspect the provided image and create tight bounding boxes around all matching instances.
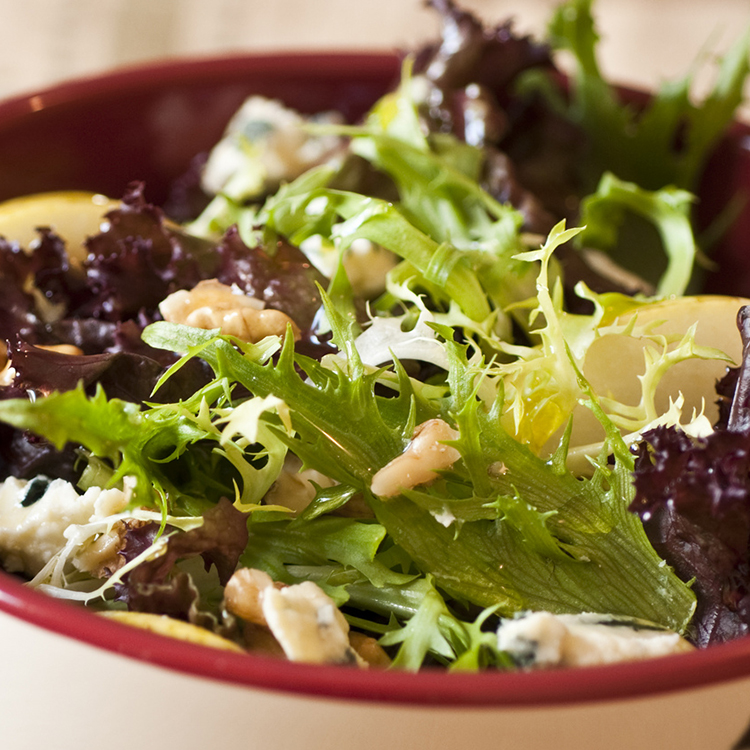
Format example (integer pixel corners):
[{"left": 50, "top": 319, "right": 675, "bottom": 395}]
[
  {"left": 496, "top": 611, "right": 694, "bottom": 668},
  {"left": 0, "top": 476, "right": 128, "bottom": 577},
  {"left": 261, "top": 581, "right": 361, "bottom": 665},
  {"left": 225, "top": 567, "right": 365, "bottom": 666}
]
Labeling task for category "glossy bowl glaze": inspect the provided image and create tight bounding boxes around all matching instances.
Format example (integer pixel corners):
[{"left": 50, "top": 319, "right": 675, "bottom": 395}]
[{"left": 1, "top": 54, "right": 750, "bottom": 750}]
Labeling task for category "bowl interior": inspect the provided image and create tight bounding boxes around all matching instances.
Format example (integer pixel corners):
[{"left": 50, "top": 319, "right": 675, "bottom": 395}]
[
  {"left": 1, "top": 52, "right": 750, "bottom": 707},
  {"left": 0, "top": 53, "right": 399, "bottom": 205}
]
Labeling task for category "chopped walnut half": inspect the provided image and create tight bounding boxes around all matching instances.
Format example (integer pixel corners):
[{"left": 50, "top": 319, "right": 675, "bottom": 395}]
[
  {"left": 241, "top": 622, "right": 287, "bottom": 658},
  {"left": 159, "top": 279, "right": 300, "bottom": 343},
  {"left": 265, "top": 455, "right": 374, "bottom": 519},
  {"left": 264, "top": 456, "right": 337, "bottom": 516},
  {"left": 370, "top": 418, "right": 461, "bottom": 498},
  {"left": 348, "top": 631, "right": 391, "bottom": 668},
  {"left": 224, "top": 567, "right": 280, "bottom": 626}
]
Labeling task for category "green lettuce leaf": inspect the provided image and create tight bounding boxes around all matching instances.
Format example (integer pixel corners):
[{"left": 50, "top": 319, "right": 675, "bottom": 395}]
[
  {"left": 548, "top": 0, "right": 750, "bottom": 192},
  {"left": 142, "top": 310, "right": 696, "bottom": 633},
  {"left": 578, "top": 173, "right": 696, "bottom": 297}
]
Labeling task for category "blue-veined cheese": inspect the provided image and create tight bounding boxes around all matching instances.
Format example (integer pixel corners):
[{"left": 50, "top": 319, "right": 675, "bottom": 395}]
[
  {"left": 201, "top": 96, "right": 344, "bottom": 202},
  {"left": 497, "top": 611, "right": 694, "bottom": 668}
]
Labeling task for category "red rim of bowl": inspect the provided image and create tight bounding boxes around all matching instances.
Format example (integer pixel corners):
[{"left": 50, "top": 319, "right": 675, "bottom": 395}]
[
  {"left": 0, "top": 52, "right": 749, "bottom": 709},
  {"left": 0, "top": 50, "right": 401, "bottom": 117},
  {"left": 5, "top": 566, "right": 750, "bottom": 707}
]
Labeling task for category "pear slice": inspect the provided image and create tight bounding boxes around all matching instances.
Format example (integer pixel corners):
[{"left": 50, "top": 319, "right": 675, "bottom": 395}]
[
  {"left": 99, "top": 610, "right": 246, "bottom": 653},
  {"left": 0, "top": 191, "right": 119, "bottom": 266},
  {"left": 566, "top": 295, "right": 750, "bottom": 469}
]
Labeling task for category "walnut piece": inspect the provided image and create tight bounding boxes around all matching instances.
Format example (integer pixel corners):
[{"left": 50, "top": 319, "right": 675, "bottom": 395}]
[
  {"left": 348, "top": 631, "right": 391, "bottom": 668},
  {"left": 159, "top": 279, "right": 300, "bottom": 343},
  {"left": 370, "top": 418, "right": 461, "bottom": 498},
  {"left": 224, "top": 567, "right": 279, "bottom": 626}
]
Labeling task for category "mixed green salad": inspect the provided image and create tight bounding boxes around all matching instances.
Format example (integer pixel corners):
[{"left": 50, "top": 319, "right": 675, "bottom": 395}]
[{"left": 0, "top": 0, "right": 749, "bottom": 670}]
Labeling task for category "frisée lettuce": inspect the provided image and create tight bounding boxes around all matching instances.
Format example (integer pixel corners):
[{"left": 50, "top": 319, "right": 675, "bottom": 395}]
[{"left": 0, "top": 0, "right": 748, "bottom": 671}]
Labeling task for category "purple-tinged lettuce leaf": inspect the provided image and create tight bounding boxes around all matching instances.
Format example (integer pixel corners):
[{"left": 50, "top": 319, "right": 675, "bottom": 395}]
[
  {"left": 210, "top": 225, "right": 328, "bottom": 335},
  {"left": 81, "top": 183, "right": 327, "bottom": 340},
  {"left": 631, "top": 306, "right": 750, "bottom": 646},
  {"left": 121, "top": 498, "right": 248, "bottom": 587},
  {"left": 726, "top": 306, "right": 750, "bottom": 432},
  {"left": 715, "top": 366, "right": 738, "bottom": 430},
  {"left": 0, "top": 230, "right": 76, "bottom": 346},
  {"left": 6, "top": 339, "right": 209, "bottom": 404},
  {"left": 413, "top": 0, "right": 582, "bottom": 232},
  {"left": 81, "top": 182, "right": 217, "bottom": 321},
  {"left": 162, "top": 152, "right": 211, "bottom": 223},
  {"left": 0, "top": 421, "right": 80, "bottom": 483},
  {"left": 115, "top": 499, "right": 248, "bottom": 622},
  {"left": 415, "top": 0, "right": 552, "bottom": 107},
  {"left": 632, "top": 425, "right": 750, "bottom": 646}
]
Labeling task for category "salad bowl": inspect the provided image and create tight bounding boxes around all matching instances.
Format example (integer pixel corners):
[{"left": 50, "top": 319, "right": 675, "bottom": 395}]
[{"left": 2, "top": 48, "right": 750, "bottom": 750}]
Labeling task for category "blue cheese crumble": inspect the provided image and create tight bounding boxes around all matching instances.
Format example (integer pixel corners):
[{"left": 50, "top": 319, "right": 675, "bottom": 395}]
[{"left": 497, "top": 611, "right": 695, "bottom": 668}]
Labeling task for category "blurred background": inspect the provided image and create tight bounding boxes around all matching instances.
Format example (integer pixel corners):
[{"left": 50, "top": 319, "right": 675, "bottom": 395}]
[{"left": 0, "top": 0, "right": 748, "bottom": 113}]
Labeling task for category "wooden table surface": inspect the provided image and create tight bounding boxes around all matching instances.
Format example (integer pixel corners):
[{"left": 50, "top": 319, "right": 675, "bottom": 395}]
[{"left": 0, "top": 0, "right": 747, "bottom": 110}]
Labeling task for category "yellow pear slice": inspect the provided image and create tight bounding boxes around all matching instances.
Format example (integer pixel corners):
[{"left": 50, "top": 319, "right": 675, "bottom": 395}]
[
  {"left": 0, "top": 191, "right": 119, "bottom": 266},
  {"left": 99, "top": 610, "right": 246, "bottom": 653},
  {"left": 566, "top": 295, "right": 750, "bottom": 468}
]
